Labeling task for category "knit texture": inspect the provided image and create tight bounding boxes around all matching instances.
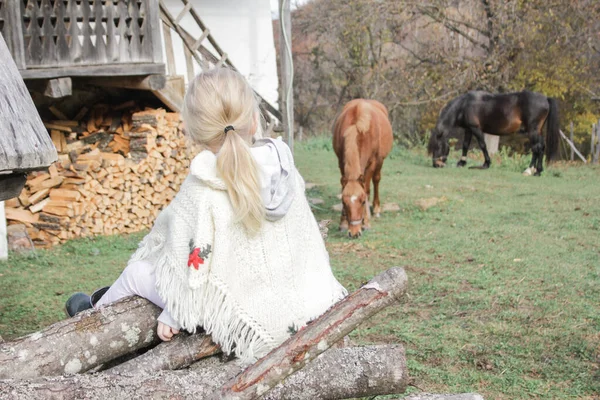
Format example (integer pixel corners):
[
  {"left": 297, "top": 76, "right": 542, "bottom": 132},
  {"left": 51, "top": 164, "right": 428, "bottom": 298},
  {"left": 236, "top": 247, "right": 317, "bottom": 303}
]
[{"left": 129, "top": 147, "right": 348, "bottom": 365}]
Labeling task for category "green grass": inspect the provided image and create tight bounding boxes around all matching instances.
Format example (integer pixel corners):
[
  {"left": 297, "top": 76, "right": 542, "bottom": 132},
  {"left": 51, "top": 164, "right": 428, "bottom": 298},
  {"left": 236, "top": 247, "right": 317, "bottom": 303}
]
[{"left": 1, "top": 138, "right": 599, "bottom": 399}]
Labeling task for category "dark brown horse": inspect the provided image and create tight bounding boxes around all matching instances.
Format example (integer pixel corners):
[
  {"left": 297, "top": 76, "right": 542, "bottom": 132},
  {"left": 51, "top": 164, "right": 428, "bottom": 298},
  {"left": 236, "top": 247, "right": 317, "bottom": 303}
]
[
  {"left": 333, "top": 99, "right": 393, "bottom": 238},
  {"left": 428, "top": 90, "right": 560, "bottom": 176}
]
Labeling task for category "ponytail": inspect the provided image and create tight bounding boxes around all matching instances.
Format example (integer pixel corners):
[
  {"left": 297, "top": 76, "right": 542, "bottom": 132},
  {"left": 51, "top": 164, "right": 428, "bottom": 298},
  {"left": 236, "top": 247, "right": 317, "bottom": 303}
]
[
  {"left": 216, "top": 128, "right": 264, "bottom": 234},
  {"left": 183, "top": 68, "right": 266, "bottom": 234}
]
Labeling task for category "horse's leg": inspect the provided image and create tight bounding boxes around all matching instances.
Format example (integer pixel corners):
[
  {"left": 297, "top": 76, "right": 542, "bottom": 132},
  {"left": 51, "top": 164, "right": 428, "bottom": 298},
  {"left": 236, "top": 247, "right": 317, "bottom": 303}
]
[
  {"left": 362, "top": 165, "right": 375, "bottom": 230},
  {"left": 372, "top": 161, "right": 384, "bottom": 217},
  {"left": 523, "top": 131, "right": 544, "bottom": 176},
  {"left": 457, "top": 130, "right": 473, "bottom": 167},
  {"left": 468, "top": 126, "right": 491, "bottom": 169}
]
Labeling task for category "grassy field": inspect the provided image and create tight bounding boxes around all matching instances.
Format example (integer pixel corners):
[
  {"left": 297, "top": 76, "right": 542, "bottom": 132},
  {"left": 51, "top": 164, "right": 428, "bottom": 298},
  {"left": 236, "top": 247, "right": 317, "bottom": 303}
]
[{"left": 1, "top": 138, "right": 599, "bottom": 399}]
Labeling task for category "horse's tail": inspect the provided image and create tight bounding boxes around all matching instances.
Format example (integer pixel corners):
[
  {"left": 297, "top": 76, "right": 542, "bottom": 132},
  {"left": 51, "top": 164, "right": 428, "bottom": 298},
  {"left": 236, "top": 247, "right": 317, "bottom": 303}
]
[
  {"left": 545, "top": 97, "right": 560, "bottom": 161},
  {"left": 355, "top": 101, "right": 372, "bottom": 134}
]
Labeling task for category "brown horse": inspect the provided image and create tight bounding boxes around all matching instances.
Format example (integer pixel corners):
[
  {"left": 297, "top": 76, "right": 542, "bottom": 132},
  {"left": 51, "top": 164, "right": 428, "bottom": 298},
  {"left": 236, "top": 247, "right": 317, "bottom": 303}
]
[{"left": 333, "top": 99, "right": 393, "bottom": 238}]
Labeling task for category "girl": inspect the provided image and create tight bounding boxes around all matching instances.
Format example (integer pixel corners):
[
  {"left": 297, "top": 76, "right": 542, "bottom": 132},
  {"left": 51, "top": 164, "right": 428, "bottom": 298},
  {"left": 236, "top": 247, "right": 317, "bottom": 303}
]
[{"left": 65, "top": 68, "right": 347, "bottom": 365}]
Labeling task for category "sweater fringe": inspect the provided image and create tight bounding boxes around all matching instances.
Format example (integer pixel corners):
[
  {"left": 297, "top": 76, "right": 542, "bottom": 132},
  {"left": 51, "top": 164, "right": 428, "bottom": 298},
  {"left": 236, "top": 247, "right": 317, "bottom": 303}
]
[{"left": 153, "top": 252, "right": 274, "bottom": 365}]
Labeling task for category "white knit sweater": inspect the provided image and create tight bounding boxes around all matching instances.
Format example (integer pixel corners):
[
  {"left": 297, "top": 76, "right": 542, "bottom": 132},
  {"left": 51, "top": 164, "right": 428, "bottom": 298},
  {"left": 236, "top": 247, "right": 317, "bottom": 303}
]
[{"left": 129, "top": 140, "right": 347, "bottom": 364}]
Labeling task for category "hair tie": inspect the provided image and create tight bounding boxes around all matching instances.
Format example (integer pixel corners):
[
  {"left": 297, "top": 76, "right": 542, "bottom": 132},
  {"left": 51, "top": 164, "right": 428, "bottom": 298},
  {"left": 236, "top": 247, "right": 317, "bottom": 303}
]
[{"left": 224, "top": 125, "right": 235, "bottom": 134}]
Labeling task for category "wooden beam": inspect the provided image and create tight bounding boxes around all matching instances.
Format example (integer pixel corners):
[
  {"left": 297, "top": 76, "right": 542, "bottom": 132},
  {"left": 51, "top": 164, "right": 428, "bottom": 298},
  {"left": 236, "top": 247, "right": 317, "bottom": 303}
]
[
  {"left": 152, "top": 76, "right": 185, "bottom": 113},
  {"left": 19, "top": 63, "right": 165, "bottom": 80},
  {"left": 89, "top": 75, "right": 167, "bottom": 91},
  {"left": 162, "top": 21, "right": 177, "bottom": 75},
  {"left": 279, "top": 0, "right": 294, "bottom": 152},
  {"left": 43, "top": 77, "right": 72, "bottom": 99}
]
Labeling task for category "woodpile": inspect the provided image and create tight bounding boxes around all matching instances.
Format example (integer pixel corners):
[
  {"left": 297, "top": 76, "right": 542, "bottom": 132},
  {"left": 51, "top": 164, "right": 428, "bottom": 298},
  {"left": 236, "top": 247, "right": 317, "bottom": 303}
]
[
  {"left": 4, "top": 103, "right": 190, "bottom": 248},
  {"left": 0, "top": 268, "right": 413, "bottom": 399}
]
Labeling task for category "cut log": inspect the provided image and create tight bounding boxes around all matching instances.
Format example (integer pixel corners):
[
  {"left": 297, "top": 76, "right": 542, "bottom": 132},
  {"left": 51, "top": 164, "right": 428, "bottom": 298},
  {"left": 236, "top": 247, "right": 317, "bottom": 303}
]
[
  {"left": 106, "top": 332, "right": 220, "bottom": 375},
  {"left": 43, "top": 77, "right": 72, "bottom": 99},
  {"left": 212, "top": 267, "right": 408, "bottom": 400},
  {"left": 0, "top": 297, "right": 162, "bottom": 380},
  {"left": 0, "top": 345, "right": 408, "bottom": 400}
]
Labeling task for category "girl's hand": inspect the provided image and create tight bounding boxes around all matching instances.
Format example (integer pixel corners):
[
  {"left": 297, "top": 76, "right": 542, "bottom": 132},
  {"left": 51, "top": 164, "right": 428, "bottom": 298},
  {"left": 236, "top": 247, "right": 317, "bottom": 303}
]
[{"left": 157, "top": 321, "right": 180, "bottom": 341}]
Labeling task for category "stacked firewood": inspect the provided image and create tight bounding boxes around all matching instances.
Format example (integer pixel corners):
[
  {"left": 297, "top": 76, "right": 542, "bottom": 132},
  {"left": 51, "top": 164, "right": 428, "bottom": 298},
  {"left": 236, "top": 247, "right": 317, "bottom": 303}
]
[{"left": 4, "top": 103, "right": 190, "bottom": 248}]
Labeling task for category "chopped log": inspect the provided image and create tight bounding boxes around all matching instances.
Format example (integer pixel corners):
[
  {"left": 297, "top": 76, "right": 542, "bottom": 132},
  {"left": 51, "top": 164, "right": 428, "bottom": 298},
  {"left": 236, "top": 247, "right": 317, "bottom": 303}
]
[
  {"left": 107, "top": 332, "right": 220, "bottom": 375},
  {"left": 0, "top": 297, "right": 162, "bottom": 380},
  {"left": 5, "top": 207, "right": 39, "bottom": 224},
  {"left": 0, "top": 345, "right": 407, "bottom": 399},
  {"left": 212, "top": 267, "right": 408, "bottom": 400}
]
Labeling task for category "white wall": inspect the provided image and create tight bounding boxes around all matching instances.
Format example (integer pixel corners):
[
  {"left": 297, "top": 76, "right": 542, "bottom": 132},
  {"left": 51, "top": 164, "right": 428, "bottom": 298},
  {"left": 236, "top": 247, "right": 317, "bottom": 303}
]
[{"left": 163, "top": 0, "right": 279, "bottom": 107}]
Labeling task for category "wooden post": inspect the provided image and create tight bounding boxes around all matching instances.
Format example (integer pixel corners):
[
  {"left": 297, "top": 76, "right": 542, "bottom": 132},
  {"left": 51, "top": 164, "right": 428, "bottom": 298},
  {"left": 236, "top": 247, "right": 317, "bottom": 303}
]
[
  {"left": 278, "top": 0, "right": 294, "bottom": 154},
  {"left": 591, "top": 123, "right": 596, "bottom": 163},
  {"left": 594, "top": 120, "right": 600, "bottom": 164},
  {"left": 0, "top": 202, "right": 7, "bottom": 260},
  {"left": 569, "top": 121, "right": 574, "bottom": 161}
]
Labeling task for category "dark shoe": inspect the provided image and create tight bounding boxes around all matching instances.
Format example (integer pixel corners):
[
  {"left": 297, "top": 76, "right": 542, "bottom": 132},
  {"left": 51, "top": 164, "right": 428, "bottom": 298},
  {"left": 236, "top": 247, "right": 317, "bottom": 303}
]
[{"left": 64, "top": 286, "right": 110, "bottom": 318}]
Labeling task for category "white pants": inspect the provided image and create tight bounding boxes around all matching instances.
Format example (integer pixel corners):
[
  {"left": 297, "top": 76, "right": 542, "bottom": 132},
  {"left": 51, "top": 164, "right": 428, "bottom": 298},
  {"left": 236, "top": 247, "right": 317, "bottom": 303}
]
[{"left": 95, "top": 260, "right": 180, "bottom": 329}]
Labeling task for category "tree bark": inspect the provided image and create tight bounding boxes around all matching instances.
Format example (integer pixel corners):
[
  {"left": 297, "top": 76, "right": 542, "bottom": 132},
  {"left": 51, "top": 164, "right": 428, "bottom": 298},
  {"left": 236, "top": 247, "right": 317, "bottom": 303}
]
[
  {"left": 106, "top": 332, "right": 220, "bottom": 375},
  {"left": 212, "top": 267, "right": 408, "bottom": 400},
  {"left": 0, "top": 345, "right": 408, "bottom": 400},
  {"left": 0, "top": 297, "right": 162, "bottom": 380}
]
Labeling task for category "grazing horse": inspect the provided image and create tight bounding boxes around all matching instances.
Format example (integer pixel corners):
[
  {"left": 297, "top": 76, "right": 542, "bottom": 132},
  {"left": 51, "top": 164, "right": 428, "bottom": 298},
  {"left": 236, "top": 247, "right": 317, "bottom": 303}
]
[
  {"left": 333, "top": 99, "right": 393, "bottom": 238},
  {"left": 428, "top": 90, "right": 559, "bottom": 176}
]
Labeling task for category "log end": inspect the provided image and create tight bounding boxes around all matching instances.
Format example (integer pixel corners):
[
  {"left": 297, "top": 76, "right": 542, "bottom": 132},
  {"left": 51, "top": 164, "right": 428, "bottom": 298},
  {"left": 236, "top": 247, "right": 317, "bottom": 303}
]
[{"left": 365, "top": 267, "right": 408, "bottom": 300}]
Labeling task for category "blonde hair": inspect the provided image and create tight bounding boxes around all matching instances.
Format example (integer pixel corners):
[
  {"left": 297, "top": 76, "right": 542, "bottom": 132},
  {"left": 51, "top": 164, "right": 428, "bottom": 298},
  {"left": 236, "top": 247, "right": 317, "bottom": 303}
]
[{"left": 183, "top": 68, "right": 265, "bottom": 234}]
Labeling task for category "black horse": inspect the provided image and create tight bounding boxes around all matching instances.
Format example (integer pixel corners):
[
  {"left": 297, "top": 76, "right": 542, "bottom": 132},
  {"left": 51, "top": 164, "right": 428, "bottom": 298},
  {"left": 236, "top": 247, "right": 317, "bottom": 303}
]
[{"left": 428, "top": 90, "right": 560, "bottom": 176}]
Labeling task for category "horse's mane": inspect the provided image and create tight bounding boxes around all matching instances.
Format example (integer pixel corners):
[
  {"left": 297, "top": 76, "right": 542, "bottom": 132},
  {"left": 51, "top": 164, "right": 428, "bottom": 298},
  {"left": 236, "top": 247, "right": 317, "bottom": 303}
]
[{"left": 343, "top": 101, "right": 372, "bottom": 180}]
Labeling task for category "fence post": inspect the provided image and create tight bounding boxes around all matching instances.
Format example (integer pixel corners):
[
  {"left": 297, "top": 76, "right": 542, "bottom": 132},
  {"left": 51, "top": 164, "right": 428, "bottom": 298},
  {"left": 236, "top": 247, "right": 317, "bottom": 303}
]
[
  {"left": 569, "top": 121, "right": 574, "bottom": 161},
  {"left": 595, "top": 120, "right": 600, "bottom": 164},
  {"left": 591, "top": 123, "right": 596, "bottom": 163}
]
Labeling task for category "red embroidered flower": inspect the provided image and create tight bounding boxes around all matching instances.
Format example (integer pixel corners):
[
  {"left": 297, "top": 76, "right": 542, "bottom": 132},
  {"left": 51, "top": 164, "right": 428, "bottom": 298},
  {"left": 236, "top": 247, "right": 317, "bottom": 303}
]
[
  {"left": 188, "top": 240, "right": 212, "bottom": 270},
  {"left": 187, "top": 248, "right": 205, "bottom": 270}
]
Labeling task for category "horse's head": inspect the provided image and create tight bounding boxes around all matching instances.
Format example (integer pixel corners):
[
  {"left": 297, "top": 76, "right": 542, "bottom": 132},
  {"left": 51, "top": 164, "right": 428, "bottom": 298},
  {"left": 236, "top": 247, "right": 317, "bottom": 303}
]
[
  {"left": 341, "top": 177, "right": 367, "bottom": 239},
  {"left": 428, "top": 127, "right": 450, "bottom": 168}
]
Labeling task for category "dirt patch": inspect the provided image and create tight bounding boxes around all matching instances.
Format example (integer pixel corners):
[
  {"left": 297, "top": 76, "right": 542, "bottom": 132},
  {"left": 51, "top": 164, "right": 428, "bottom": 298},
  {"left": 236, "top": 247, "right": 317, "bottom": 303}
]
[{"left": 416, "top": 196, "right": 447, "bottom": 211}]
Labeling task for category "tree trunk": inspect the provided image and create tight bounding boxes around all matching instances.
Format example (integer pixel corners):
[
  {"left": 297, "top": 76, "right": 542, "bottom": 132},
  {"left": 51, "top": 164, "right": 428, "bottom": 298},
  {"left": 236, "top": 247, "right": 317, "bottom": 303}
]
[
  {"left": 0, "top": 345, "right": 408, "bottom": 400},
  {"left": 0, "top": 297, "right": 162, "bottom": 379},
  {"left": 106, "top": 332, "right": 220, "bottom": 375},
  {"left": 212, "top": 267, "right": 408, "bottom": 400}
]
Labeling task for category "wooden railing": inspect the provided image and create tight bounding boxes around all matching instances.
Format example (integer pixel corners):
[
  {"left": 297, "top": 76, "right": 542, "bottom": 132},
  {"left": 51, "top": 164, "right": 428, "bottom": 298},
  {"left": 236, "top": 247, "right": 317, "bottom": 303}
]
[{"left": 0, "top": 0, "right": 164, "bottom": 79}]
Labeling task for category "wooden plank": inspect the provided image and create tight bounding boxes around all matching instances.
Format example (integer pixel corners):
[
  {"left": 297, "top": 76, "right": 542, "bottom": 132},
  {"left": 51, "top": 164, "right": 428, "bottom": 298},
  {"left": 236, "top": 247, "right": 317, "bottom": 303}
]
[
  {"left": 19, "top": 64, "right": 165, "bottom": 80},
  {"left": 0, "top": 202, "right": 7, "bottom": 260},
  {"left": 48, "top": 106, "right": 69, "bottom": 121},
  {"left": 44, "top": 123, "right": 71, "bottom": 133},
  {"left": 162, "top": 21, "right": 176, "bottom": 75},
  {"left": 175, "top": 2, "right": 193, "bottom": 24},
  {"left": 152, "top": 76, "right": 185, "bottom": 113},
  {"left": 91, "top": 75, "right": 167, "bottom": 91},
  {"left": 184, "top": 46, "right": 195, "bottom": 84},
  {"left": 73, "top": 107, "right": 89, "bottom": 122},
  {"left": 0, "top": 34, "right": 57, "bottom": 173},
  {"left": 5, "top": 0, "right": 26, "bottom": 69},
  {"left": 279, "top": 0, "right": 295, "bottom": 152}
]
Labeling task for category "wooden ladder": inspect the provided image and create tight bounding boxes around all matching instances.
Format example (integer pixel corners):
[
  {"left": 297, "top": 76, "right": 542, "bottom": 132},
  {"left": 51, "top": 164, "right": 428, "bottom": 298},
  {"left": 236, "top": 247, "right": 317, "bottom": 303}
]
[{"left": 158, "top": 0, "right": 282, "bottom": 123}]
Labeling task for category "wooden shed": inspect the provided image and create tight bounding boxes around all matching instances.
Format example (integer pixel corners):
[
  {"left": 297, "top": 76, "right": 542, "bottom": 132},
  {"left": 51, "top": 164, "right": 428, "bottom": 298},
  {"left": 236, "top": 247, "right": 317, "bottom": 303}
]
[{"left": 0, "top": 33, "right": 56, "bottom": 201}]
